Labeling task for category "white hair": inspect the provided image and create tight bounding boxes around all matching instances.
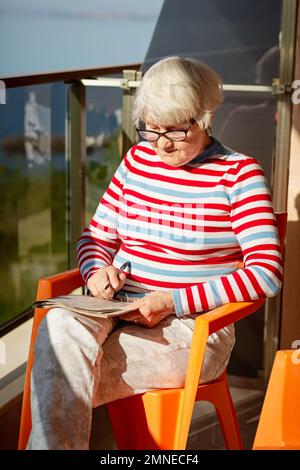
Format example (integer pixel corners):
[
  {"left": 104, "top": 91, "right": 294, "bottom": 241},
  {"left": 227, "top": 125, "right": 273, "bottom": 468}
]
[{"left": 133, "top": 56, "right": 223, "bottom": 130}]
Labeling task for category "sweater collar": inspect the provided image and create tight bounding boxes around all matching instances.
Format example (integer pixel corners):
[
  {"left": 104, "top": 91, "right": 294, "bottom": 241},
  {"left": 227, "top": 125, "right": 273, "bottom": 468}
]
[{"left": 189, "top": 136, "right": 227, "bottom": 164}]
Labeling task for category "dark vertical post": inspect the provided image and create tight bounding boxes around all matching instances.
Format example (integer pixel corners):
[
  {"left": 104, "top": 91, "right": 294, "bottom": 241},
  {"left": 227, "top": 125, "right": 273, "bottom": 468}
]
[{"left": 67, "top": 83, "right": 86, "bottom": 268}]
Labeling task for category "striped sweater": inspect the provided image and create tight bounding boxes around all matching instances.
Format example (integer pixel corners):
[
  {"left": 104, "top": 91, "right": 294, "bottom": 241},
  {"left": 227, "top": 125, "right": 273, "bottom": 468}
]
[{"left": 77, "top": 137, "right": 283, "bottom": 317}]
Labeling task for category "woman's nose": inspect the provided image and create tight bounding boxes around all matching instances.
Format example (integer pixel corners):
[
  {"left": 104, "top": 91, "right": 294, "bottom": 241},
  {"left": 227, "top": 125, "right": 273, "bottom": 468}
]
[{"left": 156, "top": 136, "right": 174, "bottom": 149}]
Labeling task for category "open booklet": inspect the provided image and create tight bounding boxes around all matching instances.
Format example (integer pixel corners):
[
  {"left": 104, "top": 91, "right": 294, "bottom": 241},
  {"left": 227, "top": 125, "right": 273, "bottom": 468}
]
[{"left": 33, "top": 295, "right": 139, "bottom": 318}]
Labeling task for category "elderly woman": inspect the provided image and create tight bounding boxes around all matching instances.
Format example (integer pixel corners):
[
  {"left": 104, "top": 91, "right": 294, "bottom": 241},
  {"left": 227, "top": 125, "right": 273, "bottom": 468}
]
[{"left": 28, "top": 56, "right": 282, "bottom": 449}]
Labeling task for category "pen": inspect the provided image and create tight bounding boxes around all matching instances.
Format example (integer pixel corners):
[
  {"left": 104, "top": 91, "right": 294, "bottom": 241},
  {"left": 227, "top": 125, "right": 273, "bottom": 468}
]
[{"left": 104, "top": 261, "right": 130, "bottom": 290}]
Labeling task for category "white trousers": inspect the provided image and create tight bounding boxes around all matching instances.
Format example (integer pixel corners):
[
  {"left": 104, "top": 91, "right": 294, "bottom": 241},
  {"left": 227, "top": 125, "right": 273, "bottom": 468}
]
[{"left": 27, "top": 308, "right": 235, "bottom": 449}]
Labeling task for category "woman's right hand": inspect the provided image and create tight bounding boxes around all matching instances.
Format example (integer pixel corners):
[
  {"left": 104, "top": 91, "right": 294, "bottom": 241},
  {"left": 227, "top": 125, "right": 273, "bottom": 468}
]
[{"left": 87, "top": 266, "right": 127, "bottom": 300}]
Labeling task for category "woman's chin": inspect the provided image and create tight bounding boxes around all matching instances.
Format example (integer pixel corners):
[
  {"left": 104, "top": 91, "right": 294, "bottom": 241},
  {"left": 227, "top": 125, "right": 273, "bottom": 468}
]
[
  {"left": 159, "top": 152, "right": 181, "bottom": 165},
  {"left": 160, "top": 156, "right": 186, "bottom": 167}
]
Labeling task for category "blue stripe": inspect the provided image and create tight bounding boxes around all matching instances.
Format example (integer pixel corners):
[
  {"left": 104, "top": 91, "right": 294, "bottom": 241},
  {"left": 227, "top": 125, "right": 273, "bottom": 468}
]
[
  {"left": 125, "top": 176, "right": 229, "bottom": 199},
  {"left": 114, "top": 253, "right": 236, "bottom": 278},
  {"left": 251, "top": 266, "right": 280, "bottom": 294},
  {"left": 95, "top": 209, "right": 117, "bottom": 223},
  {"left": 239, "top": 231, "right": 277, "bottom": 244},
  {"left": 77, "top": 238, "right": 88, "bottom": 248},
  {"left": 172, "top": 290, "right": 185, "bottom": 317},
  {"left": 210, "top": 280, "right": 222, "bottom": 306},
  {"left": 231, "top": 181, "right": 266, "bottom": 198},
  {"left": 82, "top": 260, "right": 107, "bottom": 272},
  {"left": 77, "top": 238, "right": 115, "bottom": 256},
  {"left": 117, "top": 164, "right": 127, "bottom": 180},
  {"left": 117, "top": 221, "right": 236, "bottom": 245}
]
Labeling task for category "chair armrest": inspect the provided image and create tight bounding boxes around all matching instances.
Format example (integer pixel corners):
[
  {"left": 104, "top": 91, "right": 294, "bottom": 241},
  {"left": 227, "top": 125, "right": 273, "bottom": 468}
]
[
  {"left": 195, "top": 298, "right": 266, "bottom": 335},
  {"left": 36, "top": 268, "right": 84, "bottom": 300}
]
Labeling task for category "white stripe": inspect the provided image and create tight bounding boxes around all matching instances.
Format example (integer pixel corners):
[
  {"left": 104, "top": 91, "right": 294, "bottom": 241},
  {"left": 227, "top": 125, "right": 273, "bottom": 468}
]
[
  {"left": 179, "top": 289, "right": 190, "bottom": 314},
  {"left": 204, "top": 284, "right": 217, "bottom": 309},
  {"left": 227, "top": 274, "right": 245, "bottom": 301},
  {"left": 191, "top": 285, "right": 202, "bottom": 311}
]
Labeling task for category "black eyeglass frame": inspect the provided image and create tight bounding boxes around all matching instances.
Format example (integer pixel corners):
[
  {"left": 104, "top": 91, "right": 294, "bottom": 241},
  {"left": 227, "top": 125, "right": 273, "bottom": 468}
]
[{"left": 136, "top": 119, "right": 196, "bottom": 142}]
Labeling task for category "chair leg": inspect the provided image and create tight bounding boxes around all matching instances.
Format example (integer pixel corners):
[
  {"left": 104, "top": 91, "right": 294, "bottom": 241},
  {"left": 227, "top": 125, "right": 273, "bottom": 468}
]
[
  {"left": 18, "top": 309, "right": 47, "bottom": 449},
  {"left": 195, "top": 372, "right": 243, "bottom": 450},
  {"left": 107, "top": 389, "right": 183, "bottom": 450},
  {"left": 213, "top": 382, "right": 243, "bottom": 450},
  {"left": 107, "top": 394, "right": 158, "bottom": 450}
]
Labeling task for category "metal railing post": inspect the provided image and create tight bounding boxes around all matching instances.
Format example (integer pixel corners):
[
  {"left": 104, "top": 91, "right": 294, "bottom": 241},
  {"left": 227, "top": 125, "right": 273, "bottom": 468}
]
[
  {"left": 121, "top": 69, "right": 142, "bottom": 156},
  {"left": 263, "top": 0, "right": 298, "bottom": 382},
  {"left": 67, "top": 83, "right": 86, "bottom": 268}
]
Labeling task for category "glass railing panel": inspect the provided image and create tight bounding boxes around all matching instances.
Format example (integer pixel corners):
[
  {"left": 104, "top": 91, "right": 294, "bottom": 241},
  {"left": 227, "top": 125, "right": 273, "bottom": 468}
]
[
  {"left": 214, "top": 91, "right": 277, "bottom": 182},
  {"left": 144, "top": 0, "right": 282, "bottom": 85},
  {"left": 85, "top": 83, "right": 123, "bottom": 222},
  {"left": 0, "top": 82, "right": 67, "bottom": 327}
]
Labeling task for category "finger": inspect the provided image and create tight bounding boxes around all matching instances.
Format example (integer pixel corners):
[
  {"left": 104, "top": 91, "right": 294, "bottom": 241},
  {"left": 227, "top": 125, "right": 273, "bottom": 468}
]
[
  {"left": 89, "top": 286, "right": 101, "bottom": 298},
  {"left": 118, "top": 272, "right": 127, "bottom": 285},
  {"left": 106, "top": 267, "right": 127, "bottom": 290},
  {"left": 100, "top": 286, "right": 115, "bottom": 300},
  {"left": 105, "top": 271, "right": 120, "bottom": 290},
  {"left": 137, "top": 298, "right": 153, "bottom": 317},
  {"left": 119, "top": 310, "right": 143, "bottom": 321},
  {"left": 96, "top": 279, "right": 115, "bottom": 299}
]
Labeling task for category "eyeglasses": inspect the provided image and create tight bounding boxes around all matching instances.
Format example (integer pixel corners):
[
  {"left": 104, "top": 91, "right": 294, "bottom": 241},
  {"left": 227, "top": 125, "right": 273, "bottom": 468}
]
[{"left": 136, "top": 120, "right": 195, "bottom": 142}]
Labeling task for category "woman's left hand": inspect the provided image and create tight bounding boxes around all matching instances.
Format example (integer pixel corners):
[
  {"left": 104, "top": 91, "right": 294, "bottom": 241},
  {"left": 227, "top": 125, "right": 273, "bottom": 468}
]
[{"left": 119, "top": 291, "right": 175, "bottom": 328}]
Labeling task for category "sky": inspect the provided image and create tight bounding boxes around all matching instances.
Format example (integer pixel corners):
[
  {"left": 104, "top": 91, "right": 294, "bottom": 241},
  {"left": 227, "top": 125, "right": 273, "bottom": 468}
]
[{"left": 0, "top": 0, "right": 164, "bottom": 77}]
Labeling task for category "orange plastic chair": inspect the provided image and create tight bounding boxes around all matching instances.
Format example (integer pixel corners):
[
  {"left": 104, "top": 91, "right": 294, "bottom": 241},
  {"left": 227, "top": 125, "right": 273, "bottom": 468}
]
[
  {"left": 253, "top": 349, "right": 300, "bottom": 450},
  {"left": 18, "top": 212, "right": 286, "bottom": 450}
]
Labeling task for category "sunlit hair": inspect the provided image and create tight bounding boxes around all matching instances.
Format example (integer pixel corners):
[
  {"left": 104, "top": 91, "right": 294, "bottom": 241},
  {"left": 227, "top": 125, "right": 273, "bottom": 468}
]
[{"left": 133, "top": 56, "right": 223, "bottom": 130}]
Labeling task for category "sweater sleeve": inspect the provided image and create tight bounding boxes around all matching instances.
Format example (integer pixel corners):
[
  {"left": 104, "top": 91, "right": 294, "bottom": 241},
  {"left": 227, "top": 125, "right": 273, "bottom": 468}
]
[
  {"left": 77, "top": 150, "right": 131, "bottom": 284},
  {"left": 171, "top": 158, "right": 283, "bottom": 317}
]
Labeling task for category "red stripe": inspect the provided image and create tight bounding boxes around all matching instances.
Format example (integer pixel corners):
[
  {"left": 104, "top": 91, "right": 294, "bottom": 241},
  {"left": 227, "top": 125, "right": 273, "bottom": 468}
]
[
  {"left": 123, "top": 194, "right": 230, "bottom": 213},
  {"left": 118, "top": 208, "right": 232, "bottom": 233},
  {"left": 122, "top": 234, "right": 236, "bottom": 255},
  {"left": 78, "top": 236, "right": 118, "bottom": 250},
  {"left": 128, "top": 273, "right": 200, "bottom": 289},
  {"left": 134, "top": 144, "right": 156, "bottom": 156},
  {"left": 128, "top": 164, "right": 233, "bottom": 188},
  {"left": 133, "top": 151, "right": 234, "bottom": 175},
  {"left": 78, "top": 248, "right": 112, "bottom": 262},
  {"left": 123, "top": 187, "right": 229, "bottom": 210},
  {"left": 231, "top": 194, "right": 271, "bottom": 211},
  {"left": 197, "top": 284, "right": 209, "bottom": 311},
  {"left": 111, "top": 174, "right": 124, "bottom": 191},
  {"left": 231, "top": 206, "right": 273, "bottom": 222},
  {"left": 242, "top": 243, "right": 279, "bottom": 256},
  {"left": 78, "top": 253, "right": 109, "bottom": 269},
  {"left": 233, "top": 219, "right": 276, "bottom": 234},
  {"left": 123, "top": 199, "right": 211, "bottom": 220},
  {"left": 90, "top": 219, "right": 116, "bottom": 234},
  {"left": 83, "top": 267, "right": 99, "bottom": 282},
  {"left": 120, "top": 244, "right": 242, "bottom": 265},
  {"left": 250, "top": 262, "right": 283, "bottom": 280},
  {"left": 105, "top": 187, "right": 122, "bottom": 206},
  {"left": 246, "top": 253, "right": 281, "bottom": 263},
  {"left": 235, "top": 168, "right": 264, "bottom": 183},
  {"left": 221, "top": 276, "right": 237, "bottom": 302},
  {"left": 186, "top": 287, "right": 196, "bottom": 314},
  {"left": 232, "top": 271, "right": 249, "bottom": 299},
  {"left": 244, "top": 269, "right": 265, "bottom": 297}
]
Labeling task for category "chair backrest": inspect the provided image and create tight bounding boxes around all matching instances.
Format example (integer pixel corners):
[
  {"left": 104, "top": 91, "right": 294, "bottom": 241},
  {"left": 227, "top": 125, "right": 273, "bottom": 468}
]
[
  {"left": 275, "top": 212, "right": 287, "bottom": 252},
  {"left": 253, "top": 349, "right": 300, "bottom": 449}
]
